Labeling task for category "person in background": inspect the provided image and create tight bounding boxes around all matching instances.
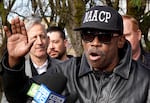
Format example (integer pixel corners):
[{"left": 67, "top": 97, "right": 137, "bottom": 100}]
[
  {"left": 1, "top": 6, "right": 150, "bottom": 103},
  {"left": 23, "top": 16, "right": 49, "bottom": 76},
  {"left": 46, "top": 26, "right": 73, "bottom": 61},
  {"left": 122, "top": 15, "right": 150, "bottom": 68}
]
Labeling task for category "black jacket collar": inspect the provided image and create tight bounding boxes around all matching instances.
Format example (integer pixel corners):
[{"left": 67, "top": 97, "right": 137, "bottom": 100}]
[{"left": 78, "top": 41, "right": 132, "bottom": 79}]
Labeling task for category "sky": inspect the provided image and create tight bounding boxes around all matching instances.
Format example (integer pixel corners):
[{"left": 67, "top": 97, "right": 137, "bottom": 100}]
[
  {"left": 6, "top": 0, "right": 149, "bottom": 20},
  {"left": 6, "top": 0, "right": 32, "bottom": 22}
]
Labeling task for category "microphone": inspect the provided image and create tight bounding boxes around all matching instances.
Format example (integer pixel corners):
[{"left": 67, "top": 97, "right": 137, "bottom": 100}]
[
  {"left": 34, "top": 73, "right": 67, "bottom": 94},
  {"left": 26, "top": 73, "right": 67, "bottom": 103}
]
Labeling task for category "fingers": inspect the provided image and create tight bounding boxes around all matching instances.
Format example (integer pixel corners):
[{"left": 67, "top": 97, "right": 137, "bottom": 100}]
[
  {"left": 20, "top": 20, "right": 27, "bottom": 37},
  {"left": 27, "top": 38, "right": 36, "bottom": 50},
  {"left": 11, "top": 18, "right": 17, "bottom": 34},
  {"left": 15, "top": 17, "right": 22, "bottom": 33},
  {"left": 4, "top": 26, "right": 11, "bottom": 38},
  {"left": 5, "top": 17, "right": 28, "bottom": 38},
  {"left": 11, "top": 17, "right": 23, "bottom": 34}
]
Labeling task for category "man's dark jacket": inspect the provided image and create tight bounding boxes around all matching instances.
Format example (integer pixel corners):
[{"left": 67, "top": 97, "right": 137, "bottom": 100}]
[
  {"left": 1, "top": 41, "right": 150, "bottom": 103},
  {"left": 137, "top": 48, "right": 150, "bottom": 69},
  {"left": 0, "top": 55, "right": 58, "bottom": 103}
]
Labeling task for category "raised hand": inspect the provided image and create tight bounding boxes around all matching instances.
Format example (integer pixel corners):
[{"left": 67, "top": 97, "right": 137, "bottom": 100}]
[{"left": 4, "top": 17, "right": 35, "bottom": 67}]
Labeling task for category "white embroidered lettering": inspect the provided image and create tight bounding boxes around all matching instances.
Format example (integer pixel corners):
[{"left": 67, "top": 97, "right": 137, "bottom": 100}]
[
  {"left": 99, "top": 11, "right": 105, "bottom": 22},
  {"left": 105, "top": 12, "right": 111, "bottom": 23},
  {"left": 83, "top": 10, "right": 112, "bottom": 23},
  {"left": 88, "top": 11, "right": 93, "bottom": 21},
  {"left": 91, "top": 10, "right": 98, "bottom": 22},
  {"left": 83, "top": 11, "right": 89, "bottom": 23}
]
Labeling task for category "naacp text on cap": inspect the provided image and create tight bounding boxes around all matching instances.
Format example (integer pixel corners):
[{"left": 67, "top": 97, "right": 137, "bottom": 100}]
[
  {"left": 74, "top": 6, "right": 123, "bottom": 35},
  {"left": 83, "top": 10, "right": 111, "bottom": 23}
]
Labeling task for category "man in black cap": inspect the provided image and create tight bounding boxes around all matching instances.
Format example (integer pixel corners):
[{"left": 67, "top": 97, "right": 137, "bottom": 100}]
[{"left": 1, "top": 6, "right": 150, "bottom": 103}]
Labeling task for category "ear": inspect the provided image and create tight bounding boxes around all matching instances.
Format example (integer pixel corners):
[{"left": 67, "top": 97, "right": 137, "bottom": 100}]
[
  {"left": 137, "top": 29, "right": 142, "bottom": 41},
  {"left": 117, "top": 35, "right": 126, "bottom": 48},
  {"left": 64, "top": 39, "right": 68, "bottom": 47}
]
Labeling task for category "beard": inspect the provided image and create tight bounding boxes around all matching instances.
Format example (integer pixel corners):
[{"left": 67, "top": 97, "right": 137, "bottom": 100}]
[{"left": 85, "top": 47, "right": 107, "bottom": 70}]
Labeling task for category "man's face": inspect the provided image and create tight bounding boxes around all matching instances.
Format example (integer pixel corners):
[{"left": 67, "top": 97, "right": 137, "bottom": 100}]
[
  {"left": 123, "top": 19, "right": 141, "bottom": 54},
  {"left": 81, "top": 30, "right": 124, "bottom": 71},
  {"left": 47, "top": 31, "right": 67, "bottom": 59},
  {"left": 27, "top": 24, "right": 48, "bottom": 58}
]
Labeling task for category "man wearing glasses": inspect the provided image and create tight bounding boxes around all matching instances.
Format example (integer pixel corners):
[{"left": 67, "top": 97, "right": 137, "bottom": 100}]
[{"left": 1, "top": 6, "right": 150, "bottom": 103}]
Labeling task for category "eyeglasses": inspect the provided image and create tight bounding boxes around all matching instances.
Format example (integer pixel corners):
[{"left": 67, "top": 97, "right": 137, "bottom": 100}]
[{"left": 81, "top": 30, "right": 119, "bottom": 43}]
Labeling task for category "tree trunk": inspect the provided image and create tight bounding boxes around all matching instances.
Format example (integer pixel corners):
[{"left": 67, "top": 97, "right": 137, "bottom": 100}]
[{"left": 65, "top": 0, "right": 86, "bottom": 56}]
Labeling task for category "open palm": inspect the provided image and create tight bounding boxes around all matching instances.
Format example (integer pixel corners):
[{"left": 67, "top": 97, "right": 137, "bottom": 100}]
[
  {"left": 4, "top": 17, "right": 35, "bottom": 67},
  {"left": 7, "top": 33, "right": 32, "bottom": 58}
]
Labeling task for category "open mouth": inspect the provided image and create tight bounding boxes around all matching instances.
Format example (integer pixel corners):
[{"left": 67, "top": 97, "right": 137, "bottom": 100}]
[
  {"left": 90, "top": 53, "right": 99, "bottom": 56},
  {"left": 89, "top": 52, "right": 101, "bottom": 61}
]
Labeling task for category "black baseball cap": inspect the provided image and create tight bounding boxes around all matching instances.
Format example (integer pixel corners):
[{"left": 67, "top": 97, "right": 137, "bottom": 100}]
[{"left": 74, "top": 6, "right": 123, "bottom": 35}]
